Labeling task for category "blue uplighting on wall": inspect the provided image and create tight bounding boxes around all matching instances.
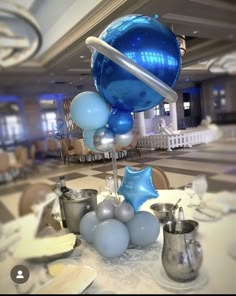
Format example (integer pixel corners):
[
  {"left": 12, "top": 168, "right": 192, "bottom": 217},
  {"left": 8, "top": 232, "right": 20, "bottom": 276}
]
[
  {"left": 39, "top": 93, "right": 64, "bottom": 100},
  {"left": 0, "top": 96, "right": 19, "bottom": 102},
  {"left": 183, "top": 87, "right": 201, "bottom": 94}
]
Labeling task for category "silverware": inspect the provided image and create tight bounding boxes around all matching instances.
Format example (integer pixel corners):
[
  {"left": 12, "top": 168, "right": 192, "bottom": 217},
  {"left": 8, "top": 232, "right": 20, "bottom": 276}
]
[
  {"left": 195, "top": 208, "right": 216, "bottom": 219},
  {"left": 171, "top": 198, "right": 181, "bottom": 211}
]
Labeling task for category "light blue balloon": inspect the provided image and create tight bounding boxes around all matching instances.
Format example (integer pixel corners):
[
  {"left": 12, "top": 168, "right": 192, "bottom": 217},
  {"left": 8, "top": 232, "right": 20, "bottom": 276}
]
[
  {"left": 70, "top": 91, "right": 110, "bottom": 130},
  {"left": 117, "top": 166, "right": 158, "bottom": 211},
  {"left": 94, "top": 219, "right": 129, "bottom": 257},
  {"left": 126, "top": 211, "right": 160, "bottom": 247},
  {"left": 83, "top": 129, "right": 100, "bottom": 152},
  {"left": 79, "top": 211, "right": 101, "bottom": 244}
]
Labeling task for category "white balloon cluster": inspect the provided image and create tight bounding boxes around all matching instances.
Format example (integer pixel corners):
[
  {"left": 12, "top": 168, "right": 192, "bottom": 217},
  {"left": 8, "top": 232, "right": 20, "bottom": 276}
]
[{"left": 79, "top": 197, "right": 160, "bottom": 258}]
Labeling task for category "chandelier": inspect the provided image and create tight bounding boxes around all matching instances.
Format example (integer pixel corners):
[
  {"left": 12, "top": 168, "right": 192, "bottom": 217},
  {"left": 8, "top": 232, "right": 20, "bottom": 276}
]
[
  {"left": 208, "top": 51, "right": 236, "bottom": 75},
  {"left": 0, "top": 0, "right": 42, "bottom": 69}
]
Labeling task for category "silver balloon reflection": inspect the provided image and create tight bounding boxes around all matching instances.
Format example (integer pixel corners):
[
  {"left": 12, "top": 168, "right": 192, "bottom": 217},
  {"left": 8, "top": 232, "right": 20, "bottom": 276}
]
[
  {"left": 93, "top": 127, "right": 115, "bottom": 152},
  {"left": 115, "top": 130, "right": 133, "bottom": 147}
]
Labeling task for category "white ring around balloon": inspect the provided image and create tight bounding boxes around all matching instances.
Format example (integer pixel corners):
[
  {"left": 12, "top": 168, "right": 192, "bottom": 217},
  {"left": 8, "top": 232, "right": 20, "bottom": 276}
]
[{"left": 86, "top": 36, "right": 178, "bottom": 104}]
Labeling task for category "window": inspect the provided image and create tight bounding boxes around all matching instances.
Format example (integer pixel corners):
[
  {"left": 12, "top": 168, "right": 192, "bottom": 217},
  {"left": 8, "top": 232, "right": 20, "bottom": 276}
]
[
  {"left": 163, "top": 103, "right": 170, "bottom": 116},
  {"left": 183, "top": 92, "right": 191, "bottom": 117},
  {"left": 154, "top": 105, "right": 160, "bottom": 116},
  {"left": 184, "top": 102, "right": 190, "bottom": 110},
  {"left": 41, "top": 112, "right": 57, "bottom": 133},
  {"left": 0, "top": 102, "right": 23, "bottom": 144}
]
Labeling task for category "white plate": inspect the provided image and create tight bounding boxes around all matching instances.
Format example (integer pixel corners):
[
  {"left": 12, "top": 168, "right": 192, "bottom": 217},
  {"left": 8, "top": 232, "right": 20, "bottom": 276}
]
[
  {"left": 152, "top": 263, "right": 208, "bottom": 292},
  {"left": 192, "top": 208, "right": 222, "bottom": 222}
]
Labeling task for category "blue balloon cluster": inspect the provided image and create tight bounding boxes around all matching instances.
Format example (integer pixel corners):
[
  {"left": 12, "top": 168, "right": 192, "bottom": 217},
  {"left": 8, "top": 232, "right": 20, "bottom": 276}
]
[
  {"left": 70, "top": 14, "right": 180, "bottom": 153},
  {"left": 79, "top": 196, "right": 160, "bottom": 258}
]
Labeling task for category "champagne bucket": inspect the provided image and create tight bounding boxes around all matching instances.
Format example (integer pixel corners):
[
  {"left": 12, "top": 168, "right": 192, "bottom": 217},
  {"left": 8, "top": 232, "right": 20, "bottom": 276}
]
[{"left": 62, "top": 189, "right": 98, "bottom": 234}]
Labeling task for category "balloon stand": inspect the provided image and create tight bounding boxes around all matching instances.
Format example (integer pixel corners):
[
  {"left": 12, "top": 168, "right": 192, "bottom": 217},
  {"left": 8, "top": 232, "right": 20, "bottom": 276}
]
[{"left": 111, "top": 145, "right": 120, "bottom": 203}]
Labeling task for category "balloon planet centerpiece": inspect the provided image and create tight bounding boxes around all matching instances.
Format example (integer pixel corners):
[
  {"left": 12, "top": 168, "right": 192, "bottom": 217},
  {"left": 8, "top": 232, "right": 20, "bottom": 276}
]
[
  {"left": 70, "top": 14, "right": 181, "bottom": 257},
  {"left": 70, "top": 14, "right": 181, "bottom": 155}
]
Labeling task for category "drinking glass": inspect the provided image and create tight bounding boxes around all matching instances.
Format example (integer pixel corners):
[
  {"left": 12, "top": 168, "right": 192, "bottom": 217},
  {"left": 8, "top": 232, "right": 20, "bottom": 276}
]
[
  {"left": 192, "top": 175, "right": 208, "bottom": 208},
  {"left": 105, "top": 175, "right": 114, "bottom": 195},
  {"left": 184, "top": 183, "right": 195, "bottom": 208}
]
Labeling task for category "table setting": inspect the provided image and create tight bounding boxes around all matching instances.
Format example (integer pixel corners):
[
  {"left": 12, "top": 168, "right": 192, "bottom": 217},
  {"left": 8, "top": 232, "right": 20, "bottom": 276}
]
[{"left": 1, "top": 165, "right": 236, "bottom": 294}]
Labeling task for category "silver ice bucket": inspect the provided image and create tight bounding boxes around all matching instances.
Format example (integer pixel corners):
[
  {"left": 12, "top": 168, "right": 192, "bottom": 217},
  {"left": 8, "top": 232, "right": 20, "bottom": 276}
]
[{"left": 62, "top": 189, "right": 97, "bottom": 234}]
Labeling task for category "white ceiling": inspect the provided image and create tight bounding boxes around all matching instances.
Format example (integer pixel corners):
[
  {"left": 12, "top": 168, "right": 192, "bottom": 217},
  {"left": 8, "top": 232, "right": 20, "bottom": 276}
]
[{"left": 0, "top": 0, "right": 235, "bottom": 97}]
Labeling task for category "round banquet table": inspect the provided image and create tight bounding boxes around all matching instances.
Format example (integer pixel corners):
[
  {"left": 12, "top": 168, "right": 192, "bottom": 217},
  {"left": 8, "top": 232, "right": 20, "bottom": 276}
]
[{"left": 1, "top": 189, "right": 236, "bottom": 294}]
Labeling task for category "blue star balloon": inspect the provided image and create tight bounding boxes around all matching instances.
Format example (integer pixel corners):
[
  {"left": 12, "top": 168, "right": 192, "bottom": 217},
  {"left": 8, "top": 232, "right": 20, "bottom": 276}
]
[{"left": 118, "top": 166, "right": 158, "bottom": 211}]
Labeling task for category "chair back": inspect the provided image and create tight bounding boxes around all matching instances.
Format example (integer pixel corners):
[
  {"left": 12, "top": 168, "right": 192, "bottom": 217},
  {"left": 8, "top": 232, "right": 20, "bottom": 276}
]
[
  {"left": 0, "top": 152, "right": 10, "bottom": 173},
  {"left": 73, "top": 139, "right": 83, "bottom": 155},
  {"left": 47, "top": 138, "right": 59, "bottom": 152},
  {"left": 30, "top": 144, "right": 36, "bottom": 160},
  {"left": 15, "top": 146, "right": 23, "bottom": 162},
  {"left": 19, "top": 183, "right": 52, "bottom": 216},
  {"left": 152, "top": 167, "right": 170, "bottom": 190},
  {"left": 61, "top": 139, "right": 69, "bottom": 155},
  {"left": 79, "top": 139, "right": 90, "bottom": 155}
]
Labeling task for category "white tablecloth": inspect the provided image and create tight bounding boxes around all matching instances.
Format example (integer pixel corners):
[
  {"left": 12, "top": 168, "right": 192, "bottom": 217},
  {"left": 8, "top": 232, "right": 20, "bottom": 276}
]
[{"left": 1, "top": 190, "right": 236, "bottom": 294}]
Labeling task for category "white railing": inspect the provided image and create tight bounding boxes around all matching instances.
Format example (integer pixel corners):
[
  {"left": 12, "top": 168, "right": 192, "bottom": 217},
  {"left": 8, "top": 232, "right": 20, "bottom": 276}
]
[{"left": 137, "top": 125, "right": 222, "bottom": 151}]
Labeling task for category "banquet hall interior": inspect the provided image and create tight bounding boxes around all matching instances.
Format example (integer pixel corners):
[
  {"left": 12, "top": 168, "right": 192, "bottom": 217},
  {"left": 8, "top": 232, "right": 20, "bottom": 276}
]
[{"left": 0, "top": 0, "right": 236, "bottom": 294}]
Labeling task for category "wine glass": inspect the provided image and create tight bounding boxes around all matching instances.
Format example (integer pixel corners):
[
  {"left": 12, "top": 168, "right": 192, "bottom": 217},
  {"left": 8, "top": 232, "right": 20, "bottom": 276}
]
[
  {"left": 192, "top": 175, "right": 208, "bottom": 208},
  {"left": 184, "top": 183, "right": 195, "bottom": 208}
]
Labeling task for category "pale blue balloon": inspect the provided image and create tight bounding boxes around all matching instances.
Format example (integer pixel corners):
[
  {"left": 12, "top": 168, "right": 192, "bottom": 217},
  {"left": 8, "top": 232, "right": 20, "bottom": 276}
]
[
  {"left": 126, "top": 211, "right": 160, "bottom": 247},
  {"left": 79, "top": 211, "right": 101, "bottom": 244},
  {"left": 94, "top": 219, "right": 129, "bottom": 257},
  {"left": 117, "top": 166, "right": 158, "bottom": 211},
  {"left": 70, "top": 91, "right": 110, "bottom": 130},
  {"left": 83, "top": 129, "right": 100, "bottom": 152}
]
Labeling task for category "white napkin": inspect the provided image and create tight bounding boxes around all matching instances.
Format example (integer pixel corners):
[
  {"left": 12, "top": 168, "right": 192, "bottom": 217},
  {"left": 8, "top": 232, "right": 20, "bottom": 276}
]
[
  {"left": 204, "top": 191, "right": 236, "bottom": 214},
  {"left": 205, "top": 201, "right": 231, "bottom": 214},
  {"left": 35, "top": 265, "right": 96, "bottom": 294}
]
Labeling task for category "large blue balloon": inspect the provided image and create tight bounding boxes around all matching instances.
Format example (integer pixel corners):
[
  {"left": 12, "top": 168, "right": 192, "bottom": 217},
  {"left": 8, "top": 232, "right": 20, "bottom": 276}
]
[
  {"left": 107, "top": 108, "right": 133, "bottom": 134},
  {"left": 70, "top": 91, "right": 110, "bottom": 130},
  {"left": 79, "top": 211, "right": 101, "bottom": 244},
  {"left": 118, "top": 166, "right": 158, "bottom": 211},
  {"left": 126, "top": 211, "right": 160, "bottom": 247},
  {"left": 93, "top": 219, "right": 129, "bottom": 257},
  {"left": 91, "top": 15, "right": 181, "bottom": 112}
]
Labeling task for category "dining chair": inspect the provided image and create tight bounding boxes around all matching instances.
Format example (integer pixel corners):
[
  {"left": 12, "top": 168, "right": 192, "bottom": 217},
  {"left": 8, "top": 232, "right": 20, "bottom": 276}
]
[
  {"left": 61, "top": 139, "right": 77, "bottom": 165},
  {"left": 151, "top": 167, "right": 170, "bottom": 190},
  {"left": 47, "top": 137, "right": 61, "bottom": 157},
  {"left": 18, "top": 182, "right": 53, "bottom": 216},
  {"left": 0, "top": 152, "right": 11, "bottom": 183}
]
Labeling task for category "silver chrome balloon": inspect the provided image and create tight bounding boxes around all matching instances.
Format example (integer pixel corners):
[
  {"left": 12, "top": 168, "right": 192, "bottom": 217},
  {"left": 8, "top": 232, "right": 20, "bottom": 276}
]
[
  {"left": 96, "top": 199, "right": 115, "bottom": 221},
  {"left": 86, "top": 36, "right": 178, "bottom": 104},
  {"left": 93, "top": 127, "right": 115, "bottom": 152},
  {"left": 115, "top": 131, "right": 134, "bottom": 147},
  {"left": 114, "top": 201, "right": 134, "bottom": 222}
]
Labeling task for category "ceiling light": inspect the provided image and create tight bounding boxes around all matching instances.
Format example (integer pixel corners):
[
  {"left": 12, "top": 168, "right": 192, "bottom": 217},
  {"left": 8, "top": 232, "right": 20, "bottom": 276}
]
[
  {"left": 0, "top": 0, "right": 42, "bottom": 69},
  {"left": 193, "top": 30, "right": 199, "bottom": 34}
]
